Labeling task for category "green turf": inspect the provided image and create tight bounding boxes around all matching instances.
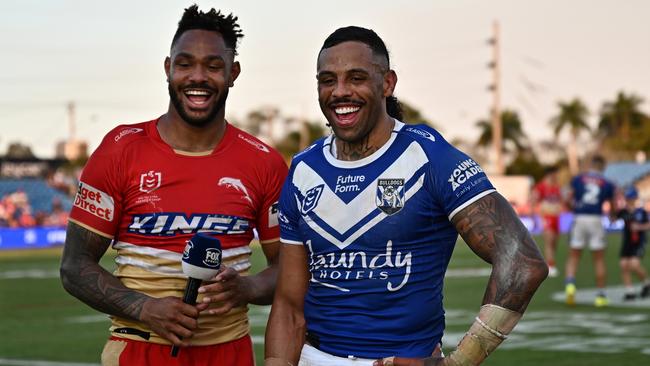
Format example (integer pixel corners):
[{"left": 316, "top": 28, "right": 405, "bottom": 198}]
[{"left": 1, "top": 234, "right": 649, "bottom": 365}]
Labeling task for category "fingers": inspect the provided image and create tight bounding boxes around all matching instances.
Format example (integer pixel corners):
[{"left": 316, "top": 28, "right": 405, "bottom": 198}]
[
  {"left": 374, "top": 357, "right": 426, "bottom": 366},
  {"left": 140, "top": 297, "right": 202, "bottom": 346},
  {"left": 214, "top": 266, "right": 238, "bottom": 281}
]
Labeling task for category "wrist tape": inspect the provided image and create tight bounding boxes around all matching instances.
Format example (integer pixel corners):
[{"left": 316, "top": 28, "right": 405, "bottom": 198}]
[{"left": 446, "top": 304, "right": 522, "bottom": 366}]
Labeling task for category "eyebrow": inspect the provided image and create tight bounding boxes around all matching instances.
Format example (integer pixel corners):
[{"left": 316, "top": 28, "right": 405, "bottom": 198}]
[{"left": 173, "top": 52, "right": 227, "bottom": 62}]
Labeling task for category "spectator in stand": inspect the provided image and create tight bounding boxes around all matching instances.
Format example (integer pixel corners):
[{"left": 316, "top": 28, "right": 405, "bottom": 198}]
[{"left": 44, "top": 198, "right": 69, "bottom": 227}]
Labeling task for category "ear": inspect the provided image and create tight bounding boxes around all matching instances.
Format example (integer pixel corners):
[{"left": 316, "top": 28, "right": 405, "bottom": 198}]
[
  {"left": 383, "top": 69, "right": 397, "bottom": 97},
  {"left": 164, "top": 57, "right": 171, "bottom": 82},
  {"left": 229, "top": 61, "right": 241, "bottom": 87}
]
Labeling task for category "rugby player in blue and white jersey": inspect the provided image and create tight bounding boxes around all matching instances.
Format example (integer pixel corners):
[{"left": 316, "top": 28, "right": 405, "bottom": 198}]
[
  {"left": 264, "top": 26, "right": 548, "bottom": 366},
  {"left": 564, "top": 155, "right": 617, "bottom": 307}
]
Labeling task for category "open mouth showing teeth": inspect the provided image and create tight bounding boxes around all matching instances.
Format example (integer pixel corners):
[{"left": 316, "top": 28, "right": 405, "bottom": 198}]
[
  {"left": 334, "top": 105, "right": 361, "bottom": 115},
  {"left": 331, "top": 104, "right": 362, "bottom": 127},
  {"left": 184, "top": 89, "right": 213, "bottom": 106}
]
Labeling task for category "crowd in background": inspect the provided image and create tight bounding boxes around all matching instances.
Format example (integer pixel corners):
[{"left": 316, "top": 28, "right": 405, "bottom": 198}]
[{"left": 0, "top": 191, "right": 69, "bottom": 228}]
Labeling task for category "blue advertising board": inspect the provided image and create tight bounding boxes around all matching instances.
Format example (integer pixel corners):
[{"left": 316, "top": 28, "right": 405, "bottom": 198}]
[{"left": 0, "top": 227, "right": 67, "bottom": 250}]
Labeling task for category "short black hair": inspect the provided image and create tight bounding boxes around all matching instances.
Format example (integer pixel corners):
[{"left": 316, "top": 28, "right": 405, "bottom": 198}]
[
  {"left": 320, "top": 26, "right": 390, "bottom": 68},
  {"left": 592, "top": 155, "right": 606, "bottom": 169},
  {"left": 172, "top": 4, "right": 244, "bottom": 55},
  {"left": 320, "top": 26, "right": 403, "bottom": 121}
]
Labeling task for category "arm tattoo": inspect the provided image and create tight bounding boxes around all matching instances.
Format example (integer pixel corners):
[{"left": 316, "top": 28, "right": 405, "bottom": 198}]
[
  {"left": 60, "top": 222, "right": 149, "bottom": 321},
  {"left": 336, "top": 135, "right": 380, "bottom": 161},
  {"left": 452, "top": 193, "right": 547, "bottom": 312}
]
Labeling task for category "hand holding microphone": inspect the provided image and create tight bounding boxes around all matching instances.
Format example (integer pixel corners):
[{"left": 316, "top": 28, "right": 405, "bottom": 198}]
[{"left": 171, "top": 232, "right": 222, "bottom": 357}]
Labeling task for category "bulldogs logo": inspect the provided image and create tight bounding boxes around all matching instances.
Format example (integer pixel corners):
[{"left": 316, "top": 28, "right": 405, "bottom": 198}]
[{"left": 376, "top": 178, "right": 405, "bottom": 215}]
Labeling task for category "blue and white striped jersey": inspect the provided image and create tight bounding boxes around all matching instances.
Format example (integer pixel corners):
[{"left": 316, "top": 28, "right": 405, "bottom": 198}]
[
  {"left": 570, "top": 172, "right": 615, "bottom": 215},
  {"left": 279, "top": 121, "right": 495, "bottom": 358}
]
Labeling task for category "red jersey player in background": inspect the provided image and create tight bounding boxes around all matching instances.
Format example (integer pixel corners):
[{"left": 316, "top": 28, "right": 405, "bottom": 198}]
[
  {"left": 60, "top": 5, "right": 288, "bottom": 366},
  {"left": 531, "top": 166, "right": 563, "bottom": 277}
]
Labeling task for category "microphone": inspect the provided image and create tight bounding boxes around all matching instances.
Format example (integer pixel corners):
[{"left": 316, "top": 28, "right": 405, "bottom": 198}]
[{"left": 171, "top": 232, "right": 222, "bottom": 357}]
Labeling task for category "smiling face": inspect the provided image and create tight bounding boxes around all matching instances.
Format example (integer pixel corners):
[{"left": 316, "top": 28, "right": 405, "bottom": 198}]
[
  {"left": 165, "top": 29, "right": 240, "bottom": 127},
  {"left": 317, "top": 41, "right": 396, "bottom": 144}
]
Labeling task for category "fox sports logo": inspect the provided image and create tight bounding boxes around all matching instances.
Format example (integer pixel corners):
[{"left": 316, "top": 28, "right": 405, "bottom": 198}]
[{"left": 203, "top": 248, "right": 222, "bottom": 268}]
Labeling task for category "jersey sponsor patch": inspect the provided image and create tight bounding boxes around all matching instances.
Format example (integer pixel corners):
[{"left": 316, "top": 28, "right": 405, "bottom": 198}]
[
  {"left": 127, "top": 213, "right": 250, "bottom": 236},
  {"left": 448, "top": 158, "right": 485, "bottom": 192},
  {"left": 74, "top": 181, "right": 114, "bottom": 221}
]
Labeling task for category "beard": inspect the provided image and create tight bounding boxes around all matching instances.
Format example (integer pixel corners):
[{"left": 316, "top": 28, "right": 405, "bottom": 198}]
[{"left": 168, "top": 84, "right": 229, "bottom": 127}]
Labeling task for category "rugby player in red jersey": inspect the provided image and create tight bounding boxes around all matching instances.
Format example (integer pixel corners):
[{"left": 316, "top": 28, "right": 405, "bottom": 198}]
[
  {"left": 531, "top": 166, "right": 563, "bottom": 277},
  {"left": 60, "top": 5, "right": 287, "bottom": 365}
]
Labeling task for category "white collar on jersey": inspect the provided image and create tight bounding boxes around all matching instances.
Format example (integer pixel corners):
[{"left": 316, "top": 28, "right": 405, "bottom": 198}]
[{"left": 324, "top": 119, "right": 405, "bottom": 168}]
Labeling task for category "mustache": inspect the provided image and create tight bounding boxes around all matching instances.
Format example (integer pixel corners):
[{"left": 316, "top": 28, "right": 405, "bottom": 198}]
[
  {"left": 182, "top": 83, "right": 218, "bottom": 93},
  {"left": 328, "top": 98, "right": 364, "bottom": 107}
]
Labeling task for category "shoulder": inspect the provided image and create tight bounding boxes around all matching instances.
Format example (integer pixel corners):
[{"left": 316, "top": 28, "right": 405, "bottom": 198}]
[
  {"left": 398, "top": 123, "right": 440, "bottom": 147},
  {"left": 93, "top": 120, "right": 151, "bottom": 156},
  {"left": 228, "top": 124, "right": 287, "bottom": 168},
  {"left": 289, "top": 136, "right": 327, "bottom": 166},
  {"left": 397, "top": 122, "right": 479, "bottom": 168}
]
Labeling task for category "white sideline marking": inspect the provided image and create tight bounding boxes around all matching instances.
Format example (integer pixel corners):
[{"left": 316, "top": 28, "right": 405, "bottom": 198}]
[
  {"left": 551, "top": 285, "right": 650, "bottom": 308},
  {"left": 445, "top": 268, "right": 491, "bottom": 277},
  {"left": 0, "top": 359, "right": 99, "bottom": 366},
  {"left": 65, "top": 315, "right": 109, "bottom": 324},
  {"left": 0, "top": 269, "right": 59, "bottom": 279}
]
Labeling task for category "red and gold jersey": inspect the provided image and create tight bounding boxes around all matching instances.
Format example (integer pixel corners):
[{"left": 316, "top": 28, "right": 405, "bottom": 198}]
[
  {"left": 69, "top": 119, "right": 288, "bottom": 345},
  {"left": 533, "top": 181, "right": 562, "bottom": 216}
]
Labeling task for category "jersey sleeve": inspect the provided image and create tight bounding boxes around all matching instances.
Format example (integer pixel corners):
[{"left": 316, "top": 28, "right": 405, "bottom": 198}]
[
  {"left": 426, "top": 139, "right": 495, "bottom": 220},
  {"left": 278, "top": 162, "right": 303, "bottom": 245},
  {"left": 68, "top": 134, "right": 124, "bottom": 238},
  {"left": 255, "top": 152, "right": 289, "bottom": 244}
]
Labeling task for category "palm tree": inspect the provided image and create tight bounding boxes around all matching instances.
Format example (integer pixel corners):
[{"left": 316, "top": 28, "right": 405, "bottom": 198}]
[
  {"left": 549, "top": 98, "right": 590, "bottom": 175},
  {"left": 598, "top": 91, "right": 645, "bottom": 142},
  {"left": 476, "top": 109, "right": 528, "bottom": 153}
]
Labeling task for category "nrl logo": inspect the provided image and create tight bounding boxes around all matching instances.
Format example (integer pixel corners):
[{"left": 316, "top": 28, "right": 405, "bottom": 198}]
[
  {"left": 376, "top": 178, "right": 405, "bottom": 215},
  {"left": 301, "top": 184, "right": 324, "bottom": 215},
  {"left": 139, "top": 170, "right": 162, "bottom": 193}
]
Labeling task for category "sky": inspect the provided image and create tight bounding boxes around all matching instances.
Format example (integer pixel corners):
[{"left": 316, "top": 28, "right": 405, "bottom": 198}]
[{"left": 0, "top": 0, "right": 649, "bottom": 158}]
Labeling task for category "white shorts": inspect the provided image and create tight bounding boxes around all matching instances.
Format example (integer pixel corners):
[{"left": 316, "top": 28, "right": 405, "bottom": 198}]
[
  {"left": 570, "top": 215, "right": 606, "bottom": 250},
  {"left": 298, "top": 344, "right": 376, "bottom": 366}
]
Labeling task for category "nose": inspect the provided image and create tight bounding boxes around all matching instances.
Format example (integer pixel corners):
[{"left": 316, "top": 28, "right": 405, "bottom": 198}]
[
  {"left": 331, "top": 80, "right": 352, "bottom": 99},
  {"left": 188, "top": 65, "right": 209, "bottom": 83}
]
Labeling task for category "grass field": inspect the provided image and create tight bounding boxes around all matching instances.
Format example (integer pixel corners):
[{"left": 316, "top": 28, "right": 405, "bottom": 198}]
[{"left": 1, "top": 234, "right": 650, "bottom": 366}]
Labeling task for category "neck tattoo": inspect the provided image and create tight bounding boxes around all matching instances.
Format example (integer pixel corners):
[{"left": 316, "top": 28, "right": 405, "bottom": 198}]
[{"left": 335, "top": 135, "right": 379, "bottom": 161}]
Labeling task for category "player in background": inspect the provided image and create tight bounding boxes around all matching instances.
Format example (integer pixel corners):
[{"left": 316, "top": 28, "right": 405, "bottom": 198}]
[
  {"left": 565, "top": 155, "right": 616, "bottom": 307},
  {"left": 531, "top": 166, "right": 564, "bottom": 277},
  {"left": 616, "top": 186, "right": 650, "bottom": 300},
  {"left": 59, "top": 6, "right": 287, "bottom": 365},
  {"left": 264, "top": 26, "right": 548, "bottom": 366}
]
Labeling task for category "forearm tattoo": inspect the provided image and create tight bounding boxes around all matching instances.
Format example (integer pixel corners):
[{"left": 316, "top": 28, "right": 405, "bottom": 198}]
[
  {"left": 452, "top": 193, "right": 547, "bottom": 312},
  {"left": 60, "top": 222, "right": 148, "bottom": 321}
]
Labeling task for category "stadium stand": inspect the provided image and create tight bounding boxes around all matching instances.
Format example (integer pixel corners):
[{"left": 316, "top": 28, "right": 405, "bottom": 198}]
[{"left": 0, "top": 178, "right": 73, "bottom": 228}]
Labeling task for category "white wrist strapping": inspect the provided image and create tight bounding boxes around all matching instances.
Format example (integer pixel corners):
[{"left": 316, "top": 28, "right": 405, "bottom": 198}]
[{"left": 446, "top": 304, "right": 522, "bottom": 366}]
